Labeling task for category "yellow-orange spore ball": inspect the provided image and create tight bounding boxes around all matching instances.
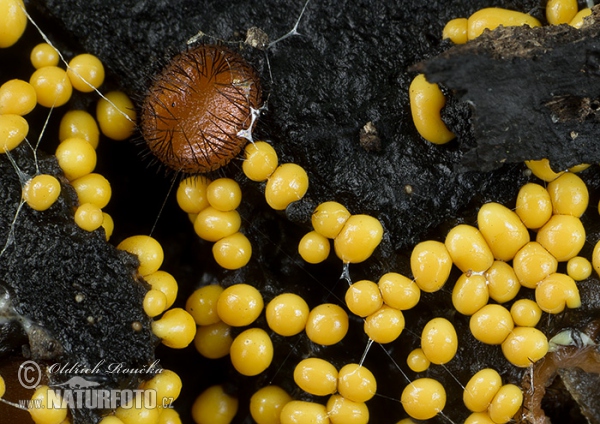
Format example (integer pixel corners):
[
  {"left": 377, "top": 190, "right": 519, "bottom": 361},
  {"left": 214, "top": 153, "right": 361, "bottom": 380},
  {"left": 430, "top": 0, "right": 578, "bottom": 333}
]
[
  {"left": 151, "top": 308, "right": 196, "bottom": 349},
  {"left": 74, "top": 202, "right": 104, "bottom": 232},
  {"left": 467, "top": 7, "right": 541, "bottom": 40},
  {"left": 265, "top": 163, "right": 309, "bottom": 210},
  {"left": 97, "top": 91, "right": 136, "bottom": 140},
  {"left": 243, "top": 141, "right": 278, "bottom": 182},
  {"left": 345, "top": 279, "right": 383, "bottom": 317},
  {"left": 326, "top": 395, "right": 369, "bottom": 424},
  {"left": 452, "top": 273, "right": 489, "bottom": 316},
  {"left": 186, "top": 284, "right": 224, "bottom": 326},
  {"left": 364, "top": 305, "right": 405, "bottom": 343},
  {"left": 442, "top": 18, "right": 468, "bottom": 44},
  {"left": 142, "top": 369, "right": 182, "bottom": 407},
  {"left": 143, "top": 288, "right": 167, "bottom": 317},
  {"left": 158, "top": 408, "right": 181, "bottom": 424},
  {"left": 485, "top": 261, "right": 520, "bottom": 304},
  {"left": 338, "top": 364, "right": 377, "bottom": 403},
  {"left": 298, "top": 231, "right": 331, "bottom": 264},
  {"left": 477, "top": 202, "right": 529, "bottom": 261},
  {"left": 410, "top": 240, "right": 452, "bottom": 292},
  {"left": 294, "top": 358, "right": 338, "bottom": 396},
  {"left": 421, "top": 317, "right": 458, "bottom": 364},
  {"left": 230, "top": 328, "right": 273, "bottom": 376},
  {"left": 594, "top": 240, "right": 600, "bottom": 278},
  {"left": 67, "top": 53, "right": 105, "bottom": 92},
  {"left": 535, "top": 272, "right": 580, "bottom": 313},
  {"left": 280, "top": 401, "right": 330, "bottom": 424},
  {"left": 406, "top": 347, "right": 430, "bottom": 373},
  {"left": 194, "top": 321, "right": 233, "bottom": 359},
  {"left": 101, "top": 212, "right": 114, "bottom": 240},
  {"left": 29, "top": 66, "right": 72, "bottom": 108},
  {"left": 0, "top": 79, "right": 37, "bottom": 115},
  {"left": 567, "top": 256, "right": 592, "bottom": 281},
  {"left": 206, "top": 178, "right": 242, "bottom": 212},
  {"left": 192, "top": 385, "right": 238, "bottom": 424},
  {"left": 463, "top": 368, "right": 502, "bottom": 412},
  {"left": 334, "top": 214, "right": 383, "bottom": 263},
  {"left": 464, "top": 413, "right": 495, "bottom": 424},
  {"left": 305, "top": 303, "right": 349, "bottom": 345},
  {"left": 525, "top": 158, "right": 564, "bottom": 182},
  {"left": 117, "top": 235, "right": 163, "bottom": 276},
  {"left": 488, "top": 384, "right": 523, "bottom": 424},
  {"left": 142, "top": 45, "right": 261, "bottom": 173},
  {"left": 212, "top": 232, "right": 252, "bottom": 269},
  {"left": 378, "top": 272, "right": 420, "bottom": 310},
  {"left": 59, "top": 110, "right": 100, "bottom": 149},
  {"left": 510, "top": 299, "right": 542, "bottom": 327},
  {"left": 99, "top": 417, "right": 125, "bottom": 424},
  {"left": 536, "top": 214, "right": 585, "bottom": 262},
  {"left": 22, "top": 174, "right": 61, "bottom": 211},
  {"left": 0, "top": 113, "right": 28, "bottom": 153},
  {"left": 401, "top": 378, "right": 446, "bottom": 421},
  {"left": 516, "top": 182, "right": 552, "bottom": 229},
  {"left": 312, "top": 201, "right": 351, "bottom": 239},
  {"left": 266, "top": 293, "right": 309, "bottom": 337},
  {"left": 144, "top": 270, "right": 178, "bottom": 309},
  {"left": 216, "top": 283, "right": 263, "bottom": 327},
  {"left": 194, "top": 207, "right": 241, "bottom": 242},
  {"left": 28, "top": 385, "right": 67, "bottom": 424},
  {"left": 445, "top": 224, "right": 494, "bottom": 273},
  {"left": 55, "top": 137, "right": 97, "bottom": 181},
  {"left": 570, "top": 8, "right": 592, "bottom": 28},
  {"left": 0, "top": 374, "right": 5, "bottom": 397},
  {"left": 546, "top": 0, "right": 578, "bottom": 24},
  {"left": 469, "top": 304, "right": 514, "bottom": 345},
  {"left": 513, "top": 241, "right": 558, "bottom": 289},
  {"left": 0, "top": 0, "right": 27, "bottom": 48},
  {"left": 176, "top": 175, "right": 211, "bottom": 214},
  {"left": 30, "top": 43, "right": 59, "bottom": 69},
  {"left": 409, "top": 74, "right": 455, "bottom": 144},
  {"left": 250, "top": 386, "right": 292, "bottom": 424},
  {"left": 71, "top": 173, "right": 111, "bottom": 209},
  {"left": 547, "top": 172, "right": 589, "bottom": 217},
  {"left": 501, "top": 327, "right": 548, "bottom": 367}
]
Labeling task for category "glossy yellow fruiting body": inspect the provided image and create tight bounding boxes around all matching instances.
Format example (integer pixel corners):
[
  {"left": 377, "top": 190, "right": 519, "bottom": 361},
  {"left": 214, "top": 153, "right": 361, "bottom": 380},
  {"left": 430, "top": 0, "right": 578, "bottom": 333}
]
[
  {"left": 143, "top": 289, "right": 167, "bottom": 317},
  {"left": 212, "top": 232, "right": 252, "bottom": 269},
  {"left": 567, "top": 256, "right": 592, "bottom": 281},
  {"left": 305, "top": 303, "right": 349, "bottom": 345},
  {"left": 0, "top": 113, "right": 28, "bottom": 152},
  {"left": 477, "top": 202, "right": 529, "bottom": 261},
  {"left": 71, "top": 173, "right": 111, "bottom": 208},
  {"left": 265, "top": 293, "right": 310, "bottom": 336},
  {"left": 151, "top": 308, "right": 196, "bottom": 349},
  {"left": 512, "top": 241, "right": 558, "bottom": 288},
  {"left": 74, "top": 203, "right": 104, "bottom": 232},
  {"left": 101, "top": 212, "right": 114, "bottom": 240},
  {"left": 0, "top": 79, "right": 37, "bottom": 115},
  {"left": 467, "top": 7, "right": 541, "bottom": 40},
  {"left": 194, "top": 207, "right": 241, "bottom": 242},
  {"left": 464, "top": 412, "right": 495, "bottom": 424},
  {"left": 206, "top": 178, "right": 242, "bottom": 211},
  {"left": 535, "top": 272, "right": 580, "bottom": 313},
  {"left": 96, "top": 91, "right": 136, "bottom": 140},
  {"left": 23, "top": 174, "right": 61, "bottom": 211},
  {"left": 176, "top": 176, "right": 211, "bottom": 214},
  {"left": 243, "top": 141, "right": 279, "bottom": 182},
  {"left": 501, "top": 327, "right": 548, "bottom": 367},
  {"left": 364, "top": 305, "right": 405, "bottom": 343},
  {"left": 378, "top": 272, "right": 420, "bottom": 310},
  {"left": 294, "top": 358, "right": 338, "bottom": 396},
  {"left": 250, "top": 386, "right": 292, "bottom": 424},
  {"left": 29, "top": 66, "right": 73, "bottom": 108},
  {"left": 312, "top": 201, "right": 351, "bottom": 239},
  {"left": 594, "top": 240, "right": 600, "bottom": 278},
  {"left": 191, "top": 385, "right": 238, "bottom": 424},
  {"left": 406, "top": 348, "right": 430, "bottom": 373},
  {"left": 401, "top": 378, "right": 446, "bottom": 420},
  {"left": 409, "top": 74, "right": 455, "bottom": 144},
  {"left": 265, "top": 163, "right": 309, "bottom": 210},
  {"left": 421, "top": 317, "right": 458, "bottom": 364},
  {"left": 525, "top": 158, "right": 564, "bottom": 182},
  {"left": 546, "top": 0, "right": 578, "bottom": 25},
  {"left": 298, "top": 231, "right": 331, "bottom": 264},
  {"left": 510, "top": 299, "right": 542, "bottom": 327},
  {"left": 515, "top": 182, "right": 552, "bottom": 229},
  {"left": 158, "top": 408, "right": 182, "bottom": 424},
  {"left": 143, "top": 369, "right": 182, "bottom": 407},
  {"left": 410, "top": 240, "right": 452, "bottom": 292},
  {"left": 536, "top": 214, "right": 585, "bottom": 261},
  {"left": 445, "top": 224, "right": 494, "bottom": 273},
  {"left": 193, "top": 321, "right": 233, "bottom": 359},
  {"left": 28, "top": 385, "right": 67, "bottom": 424},
  {"left": 488, "top": 384, "right": 523, "bottom": 424},
  {"left": 117, "top": 235, "right": 164, "bottom": 276},
  {"left": 216, "top": 283, "right": 264, "bottom": 327},
  {"left": 570, "top": 8, "right": 592, "bottom": 28},
  {"left": 452, "top": 273, "right": 489, "bottom": 316},
  {"left": 186, "top": 285, "right": 224, "bottom": 326},
  {"left": 334, "top": 214, "right": 383, "bottom": 263},
  {"left": 279, "top": 401, "right": 330, "bottom": 424},
  {"left": 99, "top": 417, "right": 125, "bottom": 424},
  {"left": 326, "top": 394, "right": 369, "bottom": 424},
  {"left": 144, "top": 270, "right": 177, "bottom": 309},
  {"left": 0, "top": 0, "right": 27, "bottom": 48},
  {"left": 345, "top": 280, "right": 383, "bottom": 317},
  {"left": 30, "top": 43, "right": 59, "bottom": 68},
  {"left": 463, "top": 368, "right": 502, "bottom": 412},
  {"left": 230, "top": 328, "right": 273, "bottom": 376},
  {"left": 547, "top": 172, "right": 589, "bottom": 217},
  {"left": 442, "top": 18, "right": 468, "bottom": 44},
  {"left": 67, "top": 53, "right": 105, "bottom": 92},
  {"left": 55, "top": 137, "right": 97, "bottom": 181},
  {"left": 469, "top": 304, "right": 514, "bottom": 345},
  {"left": 485, "top": 261, "right": 520, "bottom": 303},
  {"left": 338, "top": 364, "right": 377, "bottom": 403},
  {"left": 59, "top": 110, "right": 100, "bottom": 149},
  {"left": 0, "top": 374, "right": 5, "bottom": 397}
]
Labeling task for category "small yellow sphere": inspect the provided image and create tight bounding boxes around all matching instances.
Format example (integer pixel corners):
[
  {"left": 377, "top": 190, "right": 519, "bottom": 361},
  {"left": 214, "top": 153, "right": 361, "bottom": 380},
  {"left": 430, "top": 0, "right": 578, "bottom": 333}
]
[
  {"left": 463, "top": 368, "right": 502, "bottom": 413},
  {"left": 101, "top": 212, "right": 114, "bottom": 241},
  {"left": 194, "top": 207, "right": 241, "bottom": 242},
  {"left": 409, "top": 74, "right": 455, "bottom": 144},
  {"left": 345, "top": 279, "right": 383, "bottom": 317},
  {"left": 305, "top": 303, "right": 349, "bottom": 345},
  {"left": 488, "top": 384, "right": 523, "bottom": 424},
  {"left": 525, "top": 158, "right": 564, "bottom": 182},
  {"left": 485, "top": 261, "right": 520, "bottom": 304},
  {"left": 74, "top": 202, "right": 104, "bottom": 232},
  {"left": 338, "top": 364, "right": 377, "bottom": 403},
  {"left": 464, "top": 412, "right": 495, "bottom": 424},
  {"left": 250, "top": 386, "right": 292, "bottom": 424},
  {"left": 516, "top": 182, "right": 553, "bottom": 229},
  {"left": 29, "top": 66, "right": 73, "bottom": 108},
  {"left": 547, "top": 172, "right": 589, "bottom": 217},
  {"left": 67, "top": 53, "right": 105, "bottom": 92},
  {"left": 151, "top": 308, "right": 196, "bottom": 349},
  {"left": 0, "top": 79, "right": 37, "bottom": 115},
  {"left": 265, "top": 163, "right": 309, "bottom": 210},
  {"left": 158, "top": 408, "right": 182, "bottom": 424},
  {"left": 0, "top": 113, "right": 28, "bottom": 153},
  {"left": 334, "top": 214, "right": 383, "bottom": 263},
  {"left": 452, "top": 273, "right": 489, "bottom": 316},
  {"left": 23, "top": 174, "right": 61, "bottom": 211},
  {"left": 410, "top": 240, "right": 452, "bottom": 292},
  {"left": 206, "top": 178, "right": 242, "bottom": 212},
  {"left": 191, "top": 385, "right": 238, "bottom": 424},
  {"left": 176, "top": 175, "right": 211, "bottom": 214},
  {"left": 144, "top": 270, "right": 178, "bottom": 309},
  {"left": 513, "top": 241, "right": 558, "bottom": 289},
  {"left": 406, "top": 348, "right": 430, "bottom": 373},
  {"left": 570, "top": 8, "right": 592, "bottom": 28},
  {"left": 442, "top": 18, "right": 468, "bottom": 44},
  {"left": 421, "top": 317, "right": 458, "bottom": 365},
  {"left": 230, "top": 328, "right": 273, "bottom": 376},
  {"left": 467, "top": 7, "right": 541, "bottom": 40},
  {"left": 364, "top": 305, "right": 405, "bottom": 343},
  {"left": 99, "top": 417, "right": 125, "bottom": 424},
  {"left": 28, "top": 385, "right": 68, "bottom": 424},
  {"left": 298, "top": 231, "right": 331, "bottom": 264},
  {"left": 96, "top": 91, "right": 136, "bottom": 140},
  {"left": 594, "top": 240, "right": 600, "bottom": 278},
  {"left": 510, "top": 299, "right": 542, "bottom": 327},
  {"left": 55, "top": 137, "right": 97, "bottom": 181},
  {"left": 535, "top": 272, "right": 580, "bottom": 313},
  {"left": 294, "top": 357, "right": 338, "bottom": 396},
  {"left": 143, "top": 288, "right": 167, "bottom": 317},
  {"left": 30, "top": 43, "right": 59, "bottom": 69},
  {"left": 243, "top": 141, "right": 279, "bottom": 182},
  {"left": 193, "top": 321, "right": 233, "bottom": 359},
  {"left": 280, "top": 401, "right": 330, "bottom": 424},
  {"left": 186, "top": 285, "right": 224, "bottom": 326},
  {"left": 212, "top": 232, "right": 252, "bottom": 270},
  {"left": 0, "top": 0, "right": 27, "bottom": 48},
  {"left": 567, "top": 256, "right": 592, "bottom": 281},
  {"left": 266, "top": 293, "right": 310, "bottom": 337},
  {"left": 311, "top": 201, "right": 351, "bottom": 239},
  {"left": 59, "top": 110, "right": 100, "bottom": 149},
  {"left": 445, "top": 224, "right": 494, "bottom": 273},
  {"left": 216, "top": 283, "right": 264, "bottom": 327},
  {"left": 501, "top": 327, "right": 549, "bottom": 367},
  {"left": 546, "top": 0, "right": 578, "bottom": 25},
  {"left": 0, "top": 374, "right": 5, "bottom": 398},
  {"left": 401, "top": 378, "right": 446, "bottom": 421},
  {"left": 536, "top": 214, "right": 586, "bottom": 262},
  {"left": 378, "top": 272, "right": 420, "bottom": 310},
  {"left": 71, "top": 173, "right": 111, "bottom": 209},
  {"left": 143, "top": 369, "right": 182, "bottom": 407},
  {"left": 117, "top": 235, "right": 164, "bottom": 276},
  {"left": 469, "top": 304, "right": 514, "bottom": 345},
  {"left": 477, "top": 202, "right": 529, "bottom": 261},
  {"left": 326, "top": 395, "right": 369, "bottom": 424}
]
